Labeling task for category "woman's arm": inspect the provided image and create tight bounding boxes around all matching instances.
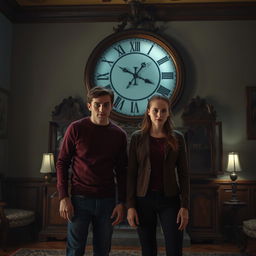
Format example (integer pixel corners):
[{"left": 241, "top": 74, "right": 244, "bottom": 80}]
[
  {"left": 176, "top": 132, "right": 190, "bottom": 209},
  {"left": 126, "top": 133, "right": 139, "bottom": 209}
]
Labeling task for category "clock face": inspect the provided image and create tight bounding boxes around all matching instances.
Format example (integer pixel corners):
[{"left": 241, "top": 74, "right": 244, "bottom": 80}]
[{"left": 85, "top": 30, "right": 183, "bottom": 122}]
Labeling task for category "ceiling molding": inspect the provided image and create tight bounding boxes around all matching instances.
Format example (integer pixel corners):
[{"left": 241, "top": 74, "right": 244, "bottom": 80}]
[
  {"left": 1, "top": 1, "right": 256, "bottom": 23},
  {"left": 14, "top": 0, "right": 256, "bottom": 6},
  {"left": 0, "top": 0, "right": 17, "bottom": 20}
]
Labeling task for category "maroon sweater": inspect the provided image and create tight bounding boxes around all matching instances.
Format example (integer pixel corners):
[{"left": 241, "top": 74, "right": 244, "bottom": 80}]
[{"left": 56, "top": 117, "right": 127, "bottom": 202}]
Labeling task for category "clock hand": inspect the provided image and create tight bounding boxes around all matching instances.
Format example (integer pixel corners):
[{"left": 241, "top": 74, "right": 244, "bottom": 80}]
[
  {"left": 135, "top": 62, "right": 146, "bottom": 76},
  {"left": 126, "top": 62, "right": 147, "bottom": 89},
  {"left": 119, "top": 66, "right": 138, "bottom": 88},
  {"left": 118, "top": 66, "right": 134, "bottom": 76},
  {"left": 136, "top": 75, "right": 154, "bottom": 84}
]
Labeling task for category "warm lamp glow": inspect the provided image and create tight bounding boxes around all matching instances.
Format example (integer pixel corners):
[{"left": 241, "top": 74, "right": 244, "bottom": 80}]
[
  {"left": 40, "top": 153, "right": 55, "bottom": 181},
  {"left": 226, "top": 152, "right": 242, "bottom": 202},
  {"left": 226, "top": 152, "right": 242, "bottom": 173}
]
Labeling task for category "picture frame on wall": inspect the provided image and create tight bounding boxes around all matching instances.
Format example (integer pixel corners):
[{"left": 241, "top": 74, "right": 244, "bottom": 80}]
[
  {"left": 0, "top": 88, "right": 8, "bottom": 138},
  {"left": 246, "top": 86, "right": 256, "bottom": 140}
]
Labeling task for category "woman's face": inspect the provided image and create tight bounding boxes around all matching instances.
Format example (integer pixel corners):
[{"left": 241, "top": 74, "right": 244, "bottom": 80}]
[{"left": 147, "top": 99, "right": 170, "bottom": 127}]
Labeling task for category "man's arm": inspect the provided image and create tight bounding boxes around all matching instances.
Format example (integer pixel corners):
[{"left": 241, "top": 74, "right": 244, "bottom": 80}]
[
  {"left": 111, "top": 131, "right": 128, "bottom": 226},
  {"left": 56, "top": 123, "right": 76, "bottom": 201}
]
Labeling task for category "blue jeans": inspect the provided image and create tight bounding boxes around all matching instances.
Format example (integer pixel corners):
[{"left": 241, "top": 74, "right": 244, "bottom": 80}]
[
  {"left": 66, "top": 196, "right": 115, "bottom": 256},
  {"left": 136, "top": 191, "right": 183, "bottom": 256}
]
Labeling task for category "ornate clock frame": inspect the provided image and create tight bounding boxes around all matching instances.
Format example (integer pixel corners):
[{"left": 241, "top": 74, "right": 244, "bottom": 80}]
[
  {"left": 84, "top": 1, "right": 184, "bottom": 123},
  {"left": 84, "top": 29, "right": 184, "bottom": 122}
]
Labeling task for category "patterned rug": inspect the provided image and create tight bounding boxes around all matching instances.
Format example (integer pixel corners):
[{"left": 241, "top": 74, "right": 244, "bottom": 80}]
[{"left": 10, "top": 248, "right": 245, "bottom": 256}]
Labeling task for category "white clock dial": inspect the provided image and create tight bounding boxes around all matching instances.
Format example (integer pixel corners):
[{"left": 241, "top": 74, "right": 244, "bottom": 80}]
[{"left": 85, "top": 30, "right": 183, "bottom": 122}]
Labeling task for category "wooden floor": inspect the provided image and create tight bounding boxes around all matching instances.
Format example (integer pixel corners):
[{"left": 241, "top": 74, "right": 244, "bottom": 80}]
[{"left": 0, "top": 240, "right": 244, "bottom": 256}]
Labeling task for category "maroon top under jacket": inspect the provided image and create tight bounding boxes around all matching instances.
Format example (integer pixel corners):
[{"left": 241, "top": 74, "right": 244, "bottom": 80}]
[{"left": 149, "top": 136, "right": 166, "bottom": 192}]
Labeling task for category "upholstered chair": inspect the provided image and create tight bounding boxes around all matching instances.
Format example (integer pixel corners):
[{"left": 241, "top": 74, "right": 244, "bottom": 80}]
[
  {"left": 0, "top": 176, "right": 36, "bottom": 249},
  {"left": 242, "top": 219, "right": 256, "bottom": 254}
]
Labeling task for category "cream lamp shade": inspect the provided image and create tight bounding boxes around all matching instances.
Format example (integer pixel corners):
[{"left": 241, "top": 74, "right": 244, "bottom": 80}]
[
  {"left": 226, "top": 152, "right": 242, "bottom": 173},
  {"left": 226, "top": 152, "right": 242, "bottom": 201},
  {"left": 40, "top": 153, "right": 56, "bottom": 174}
]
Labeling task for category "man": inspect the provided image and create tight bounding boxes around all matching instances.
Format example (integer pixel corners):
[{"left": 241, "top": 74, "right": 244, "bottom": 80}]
[{"left": 56, "top": 86, "right": 127, "bottom": 256}]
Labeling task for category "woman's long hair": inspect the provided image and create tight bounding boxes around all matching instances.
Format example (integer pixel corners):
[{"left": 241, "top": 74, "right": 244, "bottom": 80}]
[{"left": 140, "top": 95, "right": 178, "bottom": 151}]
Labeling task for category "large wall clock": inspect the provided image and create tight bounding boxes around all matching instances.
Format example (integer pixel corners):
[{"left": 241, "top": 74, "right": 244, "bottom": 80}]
[{"left": 84, "top": 29, "right": 183, "bottom": 122}]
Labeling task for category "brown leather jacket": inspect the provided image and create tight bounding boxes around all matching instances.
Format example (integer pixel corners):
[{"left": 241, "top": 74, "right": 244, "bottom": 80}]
[{"left": 127, "top": 130, "right": 190, "bottom": 209}]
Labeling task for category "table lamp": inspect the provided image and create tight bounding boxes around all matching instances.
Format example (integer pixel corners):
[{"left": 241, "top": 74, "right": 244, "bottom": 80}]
[
  {"left": 226, "top": 152, "right": 242, "bottom": 202},
  {"left": 40, "top": 153, "right": 55, "bottom": 182}
]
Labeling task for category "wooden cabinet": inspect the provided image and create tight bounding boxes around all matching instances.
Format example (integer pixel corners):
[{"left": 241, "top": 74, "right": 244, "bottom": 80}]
[
  {"left": 3, "top": 178, "right": 256, "bottom": 243},
  {"left": 219, "top": 181, "right": 255, "bottom": 237},
  {"left": 39, "top": 182, "right": 67, "bottom": 241},
  {"left": 188, "top": 180, "right": 256, "bottom": 242},
  {"left": 188, "top": 181, "right": 221, "bottom": 242}
]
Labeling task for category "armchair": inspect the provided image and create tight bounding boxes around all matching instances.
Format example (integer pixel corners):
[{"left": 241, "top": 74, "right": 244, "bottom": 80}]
[
  {"left": 242, "top": 219, "right": 256, "bottom": 255},
  {"left": 0, "top": 176, "right": 35, "bottom": 248}
]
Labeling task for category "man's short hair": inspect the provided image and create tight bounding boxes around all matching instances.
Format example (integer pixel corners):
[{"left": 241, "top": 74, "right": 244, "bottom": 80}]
[{"left": 87, "top": 86, "right": 114, "bottom": 104}]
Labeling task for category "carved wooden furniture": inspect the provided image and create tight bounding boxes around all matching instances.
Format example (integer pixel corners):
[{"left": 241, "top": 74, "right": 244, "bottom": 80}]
[
  {"left": 49, "top": 96, "right": 89, "bottom": 162},
  {"left": 37, "top": 179, "right": 256, "bottom": 243},
  {"left": 188, "top": 181, "right": 221, "bottom": 242},
  {"left": 181, "top": 96, "right": 223, "bottom": 242},
  {"left": 222, "top": 200, "right": 246, "bottom": 246},
  {"left": 39, "top": 182, "right": 67, "bottom": 241},
  {"left": 181, "top": 96, "right": 222, "bottom": 178}
]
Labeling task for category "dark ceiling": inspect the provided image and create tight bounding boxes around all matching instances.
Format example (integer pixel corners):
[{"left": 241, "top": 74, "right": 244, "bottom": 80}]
[{"left": 0, "top": 0, "right": 256, "bottom": 22}]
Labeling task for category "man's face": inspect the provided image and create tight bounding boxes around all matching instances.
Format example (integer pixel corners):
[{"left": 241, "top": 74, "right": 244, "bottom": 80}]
[{"left": 87, "top": 95, "right": 113, "bottom": 125}]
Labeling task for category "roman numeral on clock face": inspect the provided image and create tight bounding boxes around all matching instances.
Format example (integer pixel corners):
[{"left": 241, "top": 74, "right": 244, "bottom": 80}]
[
  {"left": 130, "top": 41, "right": 140, "bottom": 52},
  {"left": 131, "top": 101, "right": 139, "bottom": 113},
  {"left": 89, "top": 34, "right": 182, "bottom": 119},
  {"left": 157, "top": 56, "right": 169, "bottom": 66},
  {"left": 96, "top": 73, "right": 109, "bottom": 80},
  {"left": 157, "top": 85, "right": 171, "bottom": 97},
  {"left": 162, "top": 72, "right": 174, "bottom": 79},
  {"left": 101, "top": 57, "right": 114, "bottom": 67},
  {"left": 113, "top": 44, "right": 126, "bottom": 57},
  {"left": 114, "top": 96, "right": 125, "bottom": 110},
  {"left": 147, "top": 43, "right": 155, "bottom": 55}
]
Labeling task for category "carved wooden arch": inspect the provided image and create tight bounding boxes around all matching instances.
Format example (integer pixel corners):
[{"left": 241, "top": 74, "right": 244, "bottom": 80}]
[{"left": 49, "top": 97, "right": 89, "bottom": 161}]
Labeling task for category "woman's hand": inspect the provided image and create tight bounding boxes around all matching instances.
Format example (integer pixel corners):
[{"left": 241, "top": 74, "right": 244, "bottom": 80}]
[
  {"left": 127, "top": 208, "right": 140, "bottom": 228},
  {"left": 177, "top": 207, "right": 189, "bottom": 231}
]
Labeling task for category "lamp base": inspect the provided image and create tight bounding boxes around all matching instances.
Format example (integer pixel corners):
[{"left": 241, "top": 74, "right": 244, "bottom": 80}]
[
  {"left": 230, "top": 181, "right": 238, "bottom": 202},
  {"left": 43, "top": 173, "right": 52, "bottom": 182},
  {"left": 229, "top": 197, "right": 240, "bottom": 203}
]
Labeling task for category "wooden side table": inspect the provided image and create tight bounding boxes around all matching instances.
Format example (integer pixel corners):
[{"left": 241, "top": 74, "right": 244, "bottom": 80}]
[{"left": 223, "top": 200, "right": 246, "bottom": 247}]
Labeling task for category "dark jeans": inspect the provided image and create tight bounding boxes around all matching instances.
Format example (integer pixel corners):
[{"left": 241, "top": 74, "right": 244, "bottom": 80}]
[
  {"left": 66, "top": 196, "right": 115, "bottom": 256},
  {"left": 136, "top": 191, "right": 183, "bottom": 256}
]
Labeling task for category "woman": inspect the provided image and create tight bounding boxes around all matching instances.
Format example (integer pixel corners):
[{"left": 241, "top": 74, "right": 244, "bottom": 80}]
[{"left": 127, "top": 95, "right": 190, "bottom": 256}]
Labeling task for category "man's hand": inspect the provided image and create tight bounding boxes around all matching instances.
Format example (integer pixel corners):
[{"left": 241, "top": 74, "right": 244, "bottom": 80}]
[
  {"left": 59, "top": 197, "right": 74, "bottom": 222},
  {"left": 111, "top": 203, "right": 125, "bottom": 226},
  {"left": 127, "top": 208, "right": 139, "bottom": 228},
  {"left": 177, "top": 207, "right": 189, "bottom": 231}
]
